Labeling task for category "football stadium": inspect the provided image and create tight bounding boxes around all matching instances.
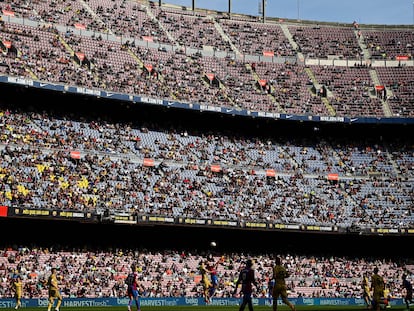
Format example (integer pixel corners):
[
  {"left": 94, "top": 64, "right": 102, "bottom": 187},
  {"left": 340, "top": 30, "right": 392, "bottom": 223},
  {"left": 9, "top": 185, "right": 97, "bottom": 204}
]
[{"left": 0, "top": 0, "right": 413, "bottom": 310}]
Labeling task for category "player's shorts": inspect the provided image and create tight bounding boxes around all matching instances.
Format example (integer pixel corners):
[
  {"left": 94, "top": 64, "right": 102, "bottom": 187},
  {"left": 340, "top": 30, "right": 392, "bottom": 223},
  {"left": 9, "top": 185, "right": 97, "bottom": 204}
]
[
  {"left": 202, "top": 277, "right": 212, "bottom": 288},
  {"left": 272, "top": 284, "right": 288, "bottom": 299},
  {"left": 128, "top": 288, "right": 139, "bottom": 298},
  {"left": 48, "top": 289, "right": 62, "bottom": 300},
  {"left": 211, "top": 275, "right": 218, "bottom": 286}
]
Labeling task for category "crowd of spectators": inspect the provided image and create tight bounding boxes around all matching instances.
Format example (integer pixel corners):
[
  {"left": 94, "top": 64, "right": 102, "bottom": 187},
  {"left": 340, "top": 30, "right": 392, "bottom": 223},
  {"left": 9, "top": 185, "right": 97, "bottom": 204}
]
[
  {"left": 0, "top": 0, "right": 413, "bottom": 117},
  {"left": 0, "top": 96, "right": 412, "bottom": 230},
  {"left": 0, "top": 246, "right": 413, "bottom": 300}
]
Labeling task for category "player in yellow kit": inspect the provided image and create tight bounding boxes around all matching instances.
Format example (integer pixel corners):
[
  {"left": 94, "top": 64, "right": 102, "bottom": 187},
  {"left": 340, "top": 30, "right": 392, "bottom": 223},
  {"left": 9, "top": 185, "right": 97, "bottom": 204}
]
[
  {"left": 12, "top": 275, "right": 23, "bottom": 309},
  {"left": 371, "top": 266, "right": 385, "bottom": 311},
  {"left": 362, "top": 272, "right": 372, "bottom": 309},
  {"left": 47, "top": 268, "right": 62, "bottom": 311},
  {"left": 199, "top": 260, "right": 213, "bottom": 303},
  {"left": 272, "top": 256, "right": 296, "bottom": 311}
]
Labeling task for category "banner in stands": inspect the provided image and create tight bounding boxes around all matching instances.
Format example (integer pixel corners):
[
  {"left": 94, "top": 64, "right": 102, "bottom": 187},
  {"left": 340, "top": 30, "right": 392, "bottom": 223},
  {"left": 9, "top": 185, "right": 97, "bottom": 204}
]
[
  {"left": 1, "top": 9, "right": 14, "bottom": 16},
  {"left": 9, "top": 207, "right": 93, "bottom": 221},
  {"left": 1, "top": 40, "right": 11, "bottom": 49},
  {"left": 4, "top": 206, "right": 413, "bottom": 236},
  {"left": 263, "top": 50, "right": 275, "bottom": 57},
  {"left": 0, "top": 206, "right": 7, "bottom": 217},
  {"left": 141, "top": 215, "right": 175, "bottom": 223},
  {"left": 142, "top": 36, "right": 154, "bottom": 42},
  {"left": 327, "top": 173, "right": 339, "bottom": 181},
  {"left": 210, "top": 164, "right": 221, "bottom": 172},
  {"left": 4, "top": 205, "right": 414, "bottom": 236},
  {"left": 113, "top": 214, "right": 136, "bottom": 224},
  {"left": 142, "top": 158, "right": 155, "bottom": 167},
  {"left": 74, "top": 23, "right": 86, "bottom": 30},
  {"left": 70, "top": 151, "right": 81, "bottom": 159},
  {"left": 180, "top": 217, "right": 207, "bottom": 225},
  {"left": 0, "top": 297, "right": 405, "bottom": 308},
  {"left": 245, "top": 222, "right": 267, "bottom": 229}
]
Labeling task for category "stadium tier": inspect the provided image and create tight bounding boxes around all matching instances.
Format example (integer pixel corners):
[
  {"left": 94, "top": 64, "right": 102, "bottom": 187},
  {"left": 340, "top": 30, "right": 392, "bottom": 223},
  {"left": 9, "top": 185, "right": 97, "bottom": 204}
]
[
  {"left": 0, "top": 0, "right": 413, "bottom": 120},
  {"left": 0, "top": 85, "right": 413, "bottom": 235},
  {"left": 0, "top": 245, "right": 413, "bottom": 301},
  {"left": 0, "top": 0, "right": 413, "bottom": 237}
]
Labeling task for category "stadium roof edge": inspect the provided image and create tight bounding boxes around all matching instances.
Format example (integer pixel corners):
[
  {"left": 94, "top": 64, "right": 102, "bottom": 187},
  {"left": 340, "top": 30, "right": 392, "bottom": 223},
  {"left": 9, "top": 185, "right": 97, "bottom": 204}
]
[{"left": 153, "top": 0, "right": 414, "bottom": 29}]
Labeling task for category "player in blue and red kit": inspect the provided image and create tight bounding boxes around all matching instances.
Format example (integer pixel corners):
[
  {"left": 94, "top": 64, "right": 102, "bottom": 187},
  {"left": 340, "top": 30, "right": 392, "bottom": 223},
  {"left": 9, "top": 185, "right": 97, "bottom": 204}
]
[
  {"left": 233, "top": 259, "right": 258, "bottom": 311},
  {"left": 402, "top": 274, "right": 413, "bottom": 310},
  {"left": 267, "top": 278, "right": 275, "bottom": 304},
  {"left": 126, "top": 264, "right": 141, "bottom": 311},
  {"left": 208, "top": 260, "right": 219, "bottom": 299}
]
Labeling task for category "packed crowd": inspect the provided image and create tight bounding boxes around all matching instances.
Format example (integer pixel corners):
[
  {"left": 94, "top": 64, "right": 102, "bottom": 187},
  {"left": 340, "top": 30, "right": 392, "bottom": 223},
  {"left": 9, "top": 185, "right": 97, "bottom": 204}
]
[{"left": 0, "top": 246, "right": 413, "bottom": 300}]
